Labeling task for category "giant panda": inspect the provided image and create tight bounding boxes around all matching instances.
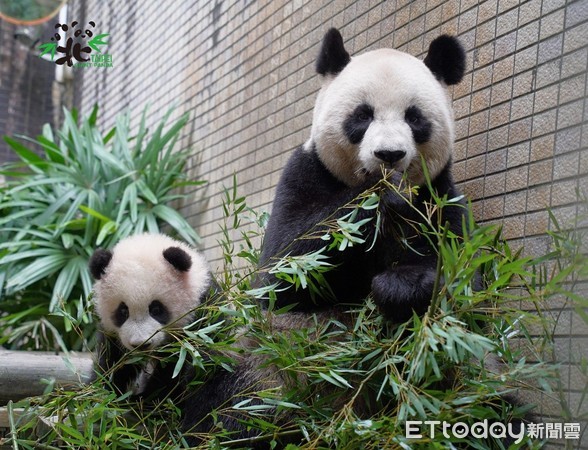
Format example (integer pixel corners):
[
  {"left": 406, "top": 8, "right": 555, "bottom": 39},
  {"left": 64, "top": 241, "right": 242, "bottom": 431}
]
[
  {"left": 89, "top": 230, "right": 524, "bottom": 447},
  {"left": 259, "top": 28, "right": 468, "bottom": 322},
  {"left": 89, "top": 233, "right": 248, "bottom": 445},
  {"left": 89, "top": 233, "right": 340, "bottom": 447},
  {"left": 89, "top": 233, "right": 212, "bottom": 399},
  {"left": 257, "top": 29, "right": 532, "bottom": 445}
]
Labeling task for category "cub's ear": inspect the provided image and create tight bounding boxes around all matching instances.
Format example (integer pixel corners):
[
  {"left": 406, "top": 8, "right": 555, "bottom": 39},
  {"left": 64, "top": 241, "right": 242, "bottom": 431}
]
[
  {"left": 89, "top": 249, "right": 113, "bottom": 280},
  {"left": 163, "top": 247, "right": 192, "bottom": 272},
  {"left": 423, "top": 35, "right": 466, "bottom": 85},
  {"left": 316, "top": 28, "right": 351, "bottom": 76}
]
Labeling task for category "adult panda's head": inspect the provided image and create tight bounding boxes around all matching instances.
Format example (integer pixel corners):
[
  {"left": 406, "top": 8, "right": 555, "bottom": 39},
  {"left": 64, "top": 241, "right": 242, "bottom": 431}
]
[
  {"left": 89, "top": 234, "right": 210, "bottom": 351},
  {"left": 305, "top": 28, "right": 466, "bottom": 187}
]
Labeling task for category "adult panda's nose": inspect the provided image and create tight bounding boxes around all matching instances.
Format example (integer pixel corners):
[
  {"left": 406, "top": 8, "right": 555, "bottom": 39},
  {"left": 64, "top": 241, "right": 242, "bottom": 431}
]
[{"left": 374, "top": 150, "right": 406, "bottom": 165}]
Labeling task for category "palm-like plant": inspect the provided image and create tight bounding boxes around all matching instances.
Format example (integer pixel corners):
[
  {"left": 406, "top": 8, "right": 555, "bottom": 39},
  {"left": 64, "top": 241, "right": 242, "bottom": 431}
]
[{"left": 0, "top": 105, "right": 203, "bottom": 351}]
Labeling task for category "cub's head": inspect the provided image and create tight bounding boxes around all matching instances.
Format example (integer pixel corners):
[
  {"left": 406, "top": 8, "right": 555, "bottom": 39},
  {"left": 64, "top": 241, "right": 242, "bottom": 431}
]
[
  {"left": 89, "top": 234, "right": 210, "bottom": 351},
  {"left": 305, "top": 28, "right": 466, "bottom": 186}
]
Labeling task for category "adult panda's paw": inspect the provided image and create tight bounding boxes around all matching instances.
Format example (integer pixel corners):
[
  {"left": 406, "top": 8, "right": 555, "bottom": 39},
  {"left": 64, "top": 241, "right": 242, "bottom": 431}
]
[
  {"left": 388, "top": 169, "right": 406, "bottom": 188},
  {"left": 379, "top": 179, "right": 411, "bottom": 211},
  {"left": 371, "top": 266, "right": 438, "bottom": 323}
]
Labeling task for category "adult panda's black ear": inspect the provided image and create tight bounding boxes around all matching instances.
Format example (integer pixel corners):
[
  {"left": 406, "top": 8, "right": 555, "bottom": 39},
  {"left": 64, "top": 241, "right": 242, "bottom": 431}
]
[
  {"left": 89, "top": 249, "right": 113, "bottom": 280},
  {"left": 163, "top": 247, "right": 192, "bottom": 272},
  {"left": 316, "top": 28, "right": 351, "bottom": 76},
  {"left": 424, "top": 35, "right": 466, "bottom": 85}
]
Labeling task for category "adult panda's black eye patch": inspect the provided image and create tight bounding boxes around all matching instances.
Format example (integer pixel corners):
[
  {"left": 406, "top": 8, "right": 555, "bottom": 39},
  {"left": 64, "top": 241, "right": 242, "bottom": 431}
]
[
  {"left": 343, "top": 103, "right": 374, "bottom": 144},
  {"left": 405, "top": 106, "right": 432, "bottom": 144},
  {"left": 149, "top": 300, "right": 170, "bottom": 325},
  {"left": 112, "top": 302, "right": 129, "bottom": 327}
]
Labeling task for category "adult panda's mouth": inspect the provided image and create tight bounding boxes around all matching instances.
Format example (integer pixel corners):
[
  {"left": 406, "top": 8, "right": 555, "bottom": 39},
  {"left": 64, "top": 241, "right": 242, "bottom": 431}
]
[
  {"left": 358, "top": 161, "right": 406, "bottom": 179},
  {"left": 355, "top": 166, "right": 378, "bottom": 182},
  {"left": 356, "top": 165, "right": 396, "bottom": 184},
  {"left": 359, "top": 148, "right": 409, "bottom": 178}
]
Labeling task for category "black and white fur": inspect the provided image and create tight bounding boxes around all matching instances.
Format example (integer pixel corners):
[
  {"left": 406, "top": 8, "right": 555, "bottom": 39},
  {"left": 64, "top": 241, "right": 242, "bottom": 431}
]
[
  {"left": 90, "top": 234, "right": 238, "bottom": 445},
  {"left": 89, "top": 233, "right": 309, "bottom": 446},
  {"left": 259, "top": 29, "right": 468, "bottom": 322},
  {"left": 90, "top": 234, "right": 211, "bottom": 399}
]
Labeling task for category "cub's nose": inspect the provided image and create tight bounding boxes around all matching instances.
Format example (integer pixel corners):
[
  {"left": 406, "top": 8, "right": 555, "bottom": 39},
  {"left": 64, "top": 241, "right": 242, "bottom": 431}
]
[{"left": 374, "top": 150, "right": 406, "bottom": 165}]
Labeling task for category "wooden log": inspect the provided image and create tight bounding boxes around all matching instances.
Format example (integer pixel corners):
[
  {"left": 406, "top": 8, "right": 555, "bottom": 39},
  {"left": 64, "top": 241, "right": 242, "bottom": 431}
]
[{"left": 0, "top": 351, "right": 94, "bottom": 405}]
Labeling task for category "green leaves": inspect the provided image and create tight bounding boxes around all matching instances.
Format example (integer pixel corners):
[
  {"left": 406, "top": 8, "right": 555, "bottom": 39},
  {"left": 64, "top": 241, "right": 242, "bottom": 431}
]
[
  {"left": 6, "top": 384, "right": 183, "bottom": 449},
  {"left": 269, "top": 248, "right": 335, "bottom": 300},
  {"left": 0, "top": 105, "right": 202, "bottom": 351}
]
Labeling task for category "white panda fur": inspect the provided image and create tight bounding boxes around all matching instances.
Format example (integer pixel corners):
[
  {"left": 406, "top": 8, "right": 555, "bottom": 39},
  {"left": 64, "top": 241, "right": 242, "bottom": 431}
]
[
  {"left": 259, "top": 28, "right": 470, "bottom": 323},
  {"left": 92, "top": 233, "right": 210, "bottom": 352}
]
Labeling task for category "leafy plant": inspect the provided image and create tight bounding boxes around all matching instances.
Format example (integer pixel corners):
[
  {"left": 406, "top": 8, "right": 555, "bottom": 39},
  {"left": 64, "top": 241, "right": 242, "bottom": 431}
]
[
  {"left": 4, "top": 178, "right": 585, "bottom": 449},
  {"left": 0, "top": 105, "right": 203, "bottom": 351}
]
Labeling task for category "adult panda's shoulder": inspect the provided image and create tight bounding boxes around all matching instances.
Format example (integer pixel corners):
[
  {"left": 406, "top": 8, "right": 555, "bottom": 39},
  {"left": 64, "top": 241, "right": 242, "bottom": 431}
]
[
  {"left": 276, "top": 145, "right": 348, "bottom": 202},
  {"left": 261, "top": 145, "right": 349, "bottom": 269}
]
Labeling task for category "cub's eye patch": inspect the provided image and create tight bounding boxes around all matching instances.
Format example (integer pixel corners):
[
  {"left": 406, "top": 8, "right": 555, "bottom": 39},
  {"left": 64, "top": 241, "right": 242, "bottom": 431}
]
[
  {"left": 404, "top": 106, "right": 432, "bottom": 144},
  {"left": 112, "top": 302, "right": 129, "bottom": 327},
  {"left": 343, "top": 103, "right": 374, "bottom": 144},
  {"left": 355, "top": 109, "right": 372, "bottom": 122},
  {"left": 149, "top": 300, "right": 170, "bottom": 325}
]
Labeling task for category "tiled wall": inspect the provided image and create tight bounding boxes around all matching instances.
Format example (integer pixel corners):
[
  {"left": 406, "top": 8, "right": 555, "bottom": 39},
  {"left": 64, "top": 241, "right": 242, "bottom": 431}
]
[{"left": 70, "top": 1, "right": 587, "bottom": 446}]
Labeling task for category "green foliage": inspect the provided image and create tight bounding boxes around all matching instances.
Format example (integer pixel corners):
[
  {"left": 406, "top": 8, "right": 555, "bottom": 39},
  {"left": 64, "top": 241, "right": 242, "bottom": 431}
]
[
  {"left": 4, "top": 178, "right": 586, "bottom": 449},
  {"left": 7, "top": 386, "right": 185, "bottom": 450},
  {"left": 0, "top": 106, "right": 203, "bottom": 351},
  {"left": 0, "top": 0, "right": 56, "bottom": 22}
]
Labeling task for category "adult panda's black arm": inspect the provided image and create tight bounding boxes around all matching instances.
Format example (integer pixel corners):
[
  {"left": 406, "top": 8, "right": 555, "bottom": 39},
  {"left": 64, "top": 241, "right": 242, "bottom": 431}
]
[
  {"left": 259, "top": 147, "right": 470, "bottom": 320},
  {"left": 260, "top": 146, "right": 374, "bottom": 263},
  {"left": 373, "top": 162, "right": 472, "bottom": 322},
  {"left": 258, "top": 146, "right": 414, "bottom": 311}
]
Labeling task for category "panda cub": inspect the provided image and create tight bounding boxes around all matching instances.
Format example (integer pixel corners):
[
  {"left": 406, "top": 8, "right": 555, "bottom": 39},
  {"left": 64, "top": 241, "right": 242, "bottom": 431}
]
[
  {"left": 89, "top": 233, "right": 308, "bottom": 446},
  {"left": 259, "top": 28, "right": 468, "bottom": 322},
  {"left": 89, "top": 233, "right": 212, "bottom": 399},
  {"left": 90, "top": 233, "right": 241, "bottom": 445}
]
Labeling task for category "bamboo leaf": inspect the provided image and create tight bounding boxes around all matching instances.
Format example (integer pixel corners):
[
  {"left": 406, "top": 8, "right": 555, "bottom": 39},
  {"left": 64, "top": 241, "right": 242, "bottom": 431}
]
[
  {"left": 38, "top": 41, "right": 57, "bottom": 60},
  {"left": 172, "top": 346, "right": 187, "bottom": 379},
  {"left": 87, "top": 33, "right": 109, "bottom": 53}
]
